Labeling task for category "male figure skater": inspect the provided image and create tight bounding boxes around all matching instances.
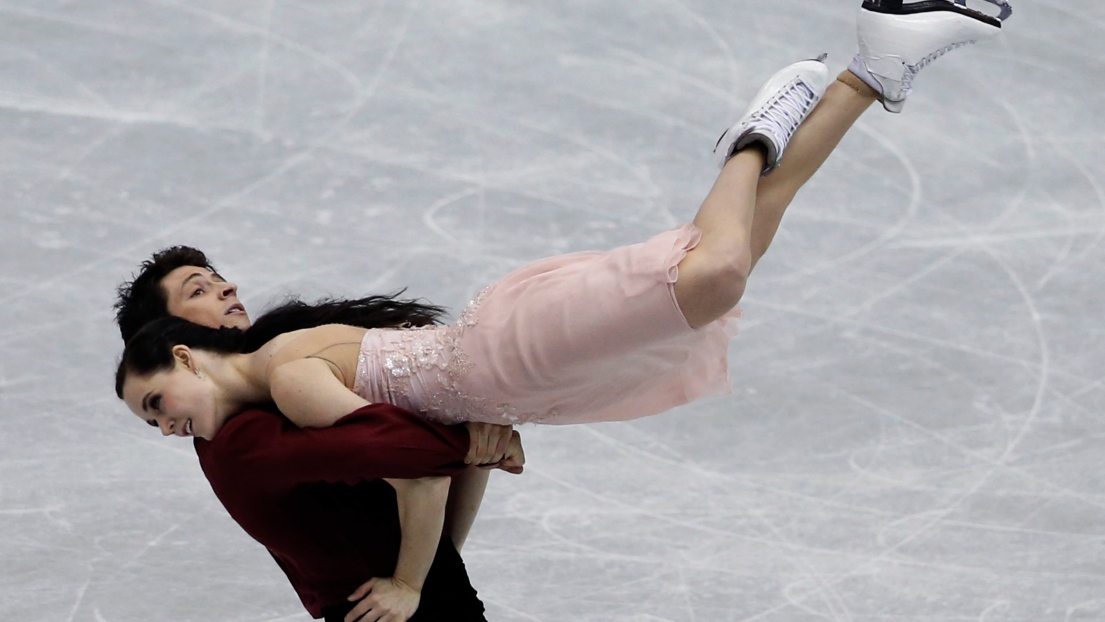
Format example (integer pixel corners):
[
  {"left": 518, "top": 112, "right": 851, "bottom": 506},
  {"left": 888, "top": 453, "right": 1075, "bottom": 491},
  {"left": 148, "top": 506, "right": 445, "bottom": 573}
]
[{"left": 115, "top": 247, "right": 516, "bottom": 621}]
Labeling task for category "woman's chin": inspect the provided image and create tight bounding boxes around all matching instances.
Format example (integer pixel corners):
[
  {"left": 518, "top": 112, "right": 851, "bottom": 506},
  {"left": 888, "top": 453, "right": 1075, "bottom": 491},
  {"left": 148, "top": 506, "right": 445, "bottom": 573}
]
[{"left": 200, "top": 416, "right": 229, "bottom": 440}]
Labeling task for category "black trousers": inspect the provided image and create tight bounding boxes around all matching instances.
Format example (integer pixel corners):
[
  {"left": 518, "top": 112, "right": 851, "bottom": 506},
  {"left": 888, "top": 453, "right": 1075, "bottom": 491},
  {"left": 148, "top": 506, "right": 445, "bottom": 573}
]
[{"left": 322, "top": 542, "right": 486, "bottom": 622}]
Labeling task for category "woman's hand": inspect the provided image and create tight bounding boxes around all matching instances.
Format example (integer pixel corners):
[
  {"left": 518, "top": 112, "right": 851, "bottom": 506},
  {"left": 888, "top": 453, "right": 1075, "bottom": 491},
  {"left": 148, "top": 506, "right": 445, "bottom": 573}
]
[
  {"left": 345, "top": 576, "right": 420, "bottom": 622},
  {"left": 463, "top": 422, "right": 513, "bottom": 465}
]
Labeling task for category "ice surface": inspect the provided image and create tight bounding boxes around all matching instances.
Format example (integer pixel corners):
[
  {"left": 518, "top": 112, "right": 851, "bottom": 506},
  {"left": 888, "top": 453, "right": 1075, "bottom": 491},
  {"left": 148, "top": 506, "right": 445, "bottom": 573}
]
[{"left": 2, "top": 1, "right": 1104, "bottom": 620}]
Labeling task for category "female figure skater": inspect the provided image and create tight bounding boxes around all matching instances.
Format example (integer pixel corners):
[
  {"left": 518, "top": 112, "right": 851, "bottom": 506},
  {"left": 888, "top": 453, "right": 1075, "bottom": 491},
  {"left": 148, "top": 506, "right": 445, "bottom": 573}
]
[
  {"left": 117, "top": 3, "right": 1010, "bottom": 619},
  {"left": 117, "top": 45, "right": 824, "bottom": 435}
]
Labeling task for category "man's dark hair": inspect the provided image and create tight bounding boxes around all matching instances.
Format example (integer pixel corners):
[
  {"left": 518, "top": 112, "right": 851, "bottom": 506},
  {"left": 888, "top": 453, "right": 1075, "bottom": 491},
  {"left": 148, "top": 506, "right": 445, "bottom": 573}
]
[{"left": 115, "top": 246, "right": 216, "bottom": 343}]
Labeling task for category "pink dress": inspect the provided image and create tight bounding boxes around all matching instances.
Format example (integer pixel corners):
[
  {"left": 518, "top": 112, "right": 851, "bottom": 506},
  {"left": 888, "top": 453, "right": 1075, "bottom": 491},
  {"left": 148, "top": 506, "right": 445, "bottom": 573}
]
[{"left": 352, "top": 224, "right": 741, "bottom": 425}]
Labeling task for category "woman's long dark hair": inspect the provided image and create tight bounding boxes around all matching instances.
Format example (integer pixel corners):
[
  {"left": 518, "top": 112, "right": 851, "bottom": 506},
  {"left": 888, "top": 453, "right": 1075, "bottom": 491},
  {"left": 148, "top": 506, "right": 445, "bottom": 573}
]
[
  {"left": 115, "top": 291, "right": 448, "bottom": 399},
  {"left": 241, "top": 292, "right": 446, "bottom": 352}
]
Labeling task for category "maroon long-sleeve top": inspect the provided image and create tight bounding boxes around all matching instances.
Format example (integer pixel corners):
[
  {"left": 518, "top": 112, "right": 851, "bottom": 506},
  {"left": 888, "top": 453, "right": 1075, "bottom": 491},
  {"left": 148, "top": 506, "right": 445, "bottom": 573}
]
[{"left": 194, "top": 404, "right": 471, "bottom": 618}]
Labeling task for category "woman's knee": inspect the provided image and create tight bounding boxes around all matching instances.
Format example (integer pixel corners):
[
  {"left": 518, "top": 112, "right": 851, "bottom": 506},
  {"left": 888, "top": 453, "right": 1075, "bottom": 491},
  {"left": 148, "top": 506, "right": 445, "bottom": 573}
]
[
  {"left": 675, "top": 254, "right": 749, "bottom": 326},
  {"left": 713, "top": 258, "right": 750, "bottom": 307},
  {"left": 700, "top": 250, "right": 750, "bottom": 299}
]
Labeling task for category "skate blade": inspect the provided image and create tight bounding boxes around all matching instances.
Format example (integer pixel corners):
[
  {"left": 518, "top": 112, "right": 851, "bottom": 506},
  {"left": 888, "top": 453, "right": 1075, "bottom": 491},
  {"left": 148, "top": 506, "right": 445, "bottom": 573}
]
[
  {"left": 863, "top": 1, "right": 1012, "bottom": 26},
  {"left": 980, "top": 0, "right": 1013, "bottom": 22},
  {"left": 960, "top": 0, "right": 1012, "bottom": 22}
]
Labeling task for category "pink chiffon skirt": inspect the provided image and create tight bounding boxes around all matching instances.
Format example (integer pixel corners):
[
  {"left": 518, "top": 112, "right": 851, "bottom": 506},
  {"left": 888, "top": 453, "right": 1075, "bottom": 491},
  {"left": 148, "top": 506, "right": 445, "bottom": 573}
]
[
  {"left": 453, "top": 224, "right": 738, "bottom": 424},
  {"left": 354, "top": 224, "right": 741, "bottom": 425}
]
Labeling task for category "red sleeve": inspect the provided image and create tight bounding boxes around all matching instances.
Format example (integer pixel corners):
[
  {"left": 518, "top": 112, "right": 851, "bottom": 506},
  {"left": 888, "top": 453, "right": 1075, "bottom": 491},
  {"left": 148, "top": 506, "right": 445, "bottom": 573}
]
[{"left": 199, "top": 404, "right": 469, "bottom": 490}]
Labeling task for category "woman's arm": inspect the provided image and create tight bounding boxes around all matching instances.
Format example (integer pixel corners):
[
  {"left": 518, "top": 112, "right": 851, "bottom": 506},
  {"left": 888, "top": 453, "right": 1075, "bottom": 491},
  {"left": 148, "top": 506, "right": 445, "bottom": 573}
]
[
  {"left": 446, "top": 427, "right": 526, "bottom": 550},
  {"left": 269, "top": 357, "right": 371, "bottom": 428},
  {"left": 444, "top": 467, "right": 490, "bottom": 552},
  {"left": 344, "top": 475, "right": 451, "bottom": 622}
]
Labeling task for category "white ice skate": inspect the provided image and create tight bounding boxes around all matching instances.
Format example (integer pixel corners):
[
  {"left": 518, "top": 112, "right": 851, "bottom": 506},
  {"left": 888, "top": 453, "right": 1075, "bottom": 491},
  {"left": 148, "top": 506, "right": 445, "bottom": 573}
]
[
  {"left": 849, "top": 0, "right": 1013, "bottom": 113},
  {"left": 714, "top": 56, "right": 830, "bottom": 174}
]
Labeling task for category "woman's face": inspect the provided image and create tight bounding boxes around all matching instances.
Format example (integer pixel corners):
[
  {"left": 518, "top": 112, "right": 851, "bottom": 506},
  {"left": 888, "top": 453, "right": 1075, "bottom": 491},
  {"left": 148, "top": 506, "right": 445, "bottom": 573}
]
[{"left": 122, "top": 353, "right": 224, "bottom": 440}]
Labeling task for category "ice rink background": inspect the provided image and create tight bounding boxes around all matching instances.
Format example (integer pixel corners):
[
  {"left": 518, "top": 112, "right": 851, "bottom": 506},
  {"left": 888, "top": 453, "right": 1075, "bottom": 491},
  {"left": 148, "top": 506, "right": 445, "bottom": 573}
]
[{"left": 3, "top": 1, "right": 1104, "bottom": 620}]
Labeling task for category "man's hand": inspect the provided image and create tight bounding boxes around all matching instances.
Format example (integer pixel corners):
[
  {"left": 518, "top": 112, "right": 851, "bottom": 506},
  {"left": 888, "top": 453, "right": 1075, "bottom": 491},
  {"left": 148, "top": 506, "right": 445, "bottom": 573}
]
[
  {"left": 495, "top": 430, "right": 525, "bottom": 474},
  {"left": 463, "top": 422, "right": 513, "bottom": 466},
  {"left": 345, "top": 576, "right": 420, "bottom": 622}
]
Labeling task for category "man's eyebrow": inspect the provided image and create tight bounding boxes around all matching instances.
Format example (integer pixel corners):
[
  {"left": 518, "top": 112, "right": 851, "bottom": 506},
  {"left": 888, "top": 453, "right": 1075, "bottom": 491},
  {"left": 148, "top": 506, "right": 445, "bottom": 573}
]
[
  {"left": 210, "top": 272, "right": 227, "bottom": 283},
  {"left": 179, "top": 272, "right": 209, "bottom": 292}
]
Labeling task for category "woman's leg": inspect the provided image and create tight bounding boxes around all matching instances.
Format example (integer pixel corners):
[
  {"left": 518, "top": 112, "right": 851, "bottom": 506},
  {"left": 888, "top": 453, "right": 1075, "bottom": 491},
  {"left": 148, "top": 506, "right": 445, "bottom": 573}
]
[
  {"left": 749, "top": 73, "right": 877, "bottom": 271},
  {"left": 674, "top": 0, "right": 1010, "bottom": 329},
  {"left": 675, "top": 70, "right": 872, "bottom": 329},
  {"left": 673, "top": 148, "right": 764, "bottom": 330},
  {"left": 676, "top": 75, "right": 873, "bottom": 328}
]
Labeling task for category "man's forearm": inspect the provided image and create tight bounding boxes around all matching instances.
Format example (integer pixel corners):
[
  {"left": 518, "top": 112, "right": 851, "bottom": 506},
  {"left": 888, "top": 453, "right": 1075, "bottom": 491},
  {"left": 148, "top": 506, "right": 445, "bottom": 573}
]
[
  {"left": 386, "top": 476, "right": 451, "bottom": 590},
  {"left": 444, "top": 467, "right": 490, "bottom": 551}
]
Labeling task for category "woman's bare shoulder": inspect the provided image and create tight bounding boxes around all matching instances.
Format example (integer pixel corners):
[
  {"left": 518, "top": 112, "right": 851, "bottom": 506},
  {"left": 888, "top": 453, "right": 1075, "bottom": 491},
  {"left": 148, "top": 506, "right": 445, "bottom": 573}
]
[{"left": 261, "top": 324, "right": 368, "bottom": 375}]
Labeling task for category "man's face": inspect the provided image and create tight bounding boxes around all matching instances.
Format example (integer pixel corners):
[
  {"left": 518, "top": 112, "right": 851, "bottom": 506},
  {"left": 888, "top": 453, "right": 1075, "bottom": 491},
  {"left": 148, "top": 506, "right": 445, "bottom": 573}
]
[{"left": 161, "top": 265, "right": 250, "bottom": 330}]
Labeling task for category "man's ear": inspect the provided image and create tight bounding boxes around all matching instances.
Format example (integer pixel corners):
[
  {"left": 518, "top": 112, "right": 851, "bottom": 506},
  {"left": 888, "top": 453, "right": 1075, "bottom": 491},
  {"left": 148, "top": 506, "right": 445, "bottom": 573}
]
[{"left": 172, "top": 345, "right": 195, "bottom": 371}]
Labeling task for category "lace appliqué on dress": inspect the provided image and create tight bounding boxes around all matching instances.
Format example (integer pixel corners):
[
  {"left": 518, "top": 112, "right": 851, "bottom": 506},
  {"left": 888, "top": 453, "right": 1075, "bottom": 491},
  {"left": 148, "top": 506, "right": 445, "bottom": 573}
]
[{"left": 369, "top": 288, "right": 560, "bottom": 425}]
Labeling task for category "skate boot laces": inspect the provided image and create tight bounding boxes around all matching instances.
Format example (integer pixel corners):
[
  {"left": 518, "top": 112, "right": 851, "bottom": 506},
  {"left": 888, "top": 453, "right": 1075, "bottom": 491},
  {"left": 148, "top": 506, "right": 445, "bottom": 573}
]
[
  {"left": 754, "top": 79, "right": 818, "bottom": 145},
  {"left": 901, "top": 0, "right": 1013, "bottom": 92},
  {"left": 901, "top": 40, "right": 973, "bottom": 92}
]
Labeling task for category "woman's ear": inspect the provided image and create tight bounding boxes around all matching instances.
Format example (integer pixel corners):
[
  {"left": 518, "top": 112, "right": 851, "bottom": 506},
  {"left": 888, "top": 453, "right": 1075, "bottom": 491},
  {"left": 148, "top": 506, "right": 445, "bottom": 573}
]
[{"left": 172, "top": 345, "right": 196, "bottom": 371}]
